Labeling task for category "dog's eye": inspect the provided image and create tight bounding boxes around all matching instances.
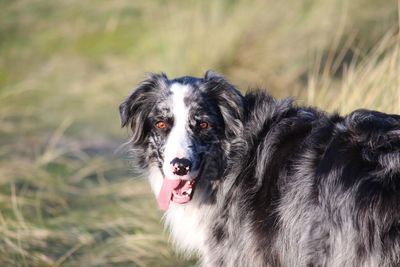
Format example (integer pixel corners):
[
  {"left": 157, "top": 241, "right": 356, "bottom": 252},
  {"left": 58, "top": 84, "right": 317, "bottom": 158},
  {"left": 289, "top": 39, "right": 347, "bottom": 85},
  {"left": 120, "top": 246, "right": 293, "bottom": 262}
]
[
  {"left": 199, "top": 121, "right": 209, "bottom": 129},
  {"left": 156, "top": 121, "right": 168, "bottom": 129}
]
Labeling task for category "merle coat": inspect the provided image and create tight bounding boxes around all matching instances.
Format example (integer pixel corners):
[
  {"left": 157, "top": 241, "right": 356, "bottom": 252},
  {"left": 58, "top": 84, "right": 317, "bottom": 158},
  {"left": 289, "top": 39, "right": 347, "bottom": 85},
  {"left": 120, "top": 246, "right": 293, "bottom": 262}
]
[{"left": 120, "top": 71, "right": 400, "bottom": 267}]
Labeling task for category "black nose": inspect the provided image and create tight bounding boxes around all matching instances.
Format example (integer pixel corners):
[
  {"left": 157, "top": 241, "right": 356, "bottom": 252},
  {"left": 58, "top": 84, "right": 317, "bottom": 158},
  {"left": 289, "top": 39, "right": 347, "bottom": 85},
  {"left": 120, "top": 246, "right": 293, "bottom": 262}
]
[{"left": 170, "top": 158, "right": 192, "bottom": 176}]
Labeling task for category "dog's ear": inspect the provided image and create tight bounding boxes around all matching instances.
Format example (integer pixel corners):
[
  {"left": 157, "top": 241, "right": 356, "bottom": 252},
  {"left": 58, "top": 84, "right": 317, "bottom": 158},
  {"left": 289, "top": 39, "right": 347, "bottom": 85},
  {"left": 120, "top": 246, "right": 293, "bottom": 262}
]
[
  {"left": 119, "top": 73, "right": 168, "bottom": 145},
  {"left": 203, "top": 70, "right": 244, "bottom": 138},
  {"left": 204, "top": 70, "right": 225, "bottom": 80}
]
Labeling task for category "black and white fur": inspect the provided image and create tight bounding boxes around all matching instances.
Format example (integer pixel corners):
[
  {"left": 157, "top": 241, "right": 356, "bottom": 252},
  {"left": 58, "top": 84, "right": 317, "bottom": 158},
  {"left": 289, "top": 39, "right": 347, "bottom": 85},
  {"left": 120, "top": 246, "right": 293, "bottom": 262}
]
[{"left": 120, "top": 71, "right": 400, "bottom": 267}]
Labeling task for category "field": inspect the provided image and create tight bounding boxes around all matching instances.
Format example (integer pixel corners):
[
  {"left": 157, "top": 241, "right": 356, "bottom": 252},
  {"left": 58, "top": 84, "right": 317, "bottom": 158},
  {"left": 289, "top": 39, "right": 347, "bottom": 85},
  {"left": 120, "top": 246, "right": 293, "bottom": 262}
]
[{"left": 0, "top": 0, "right": 399, "bottom": 266}]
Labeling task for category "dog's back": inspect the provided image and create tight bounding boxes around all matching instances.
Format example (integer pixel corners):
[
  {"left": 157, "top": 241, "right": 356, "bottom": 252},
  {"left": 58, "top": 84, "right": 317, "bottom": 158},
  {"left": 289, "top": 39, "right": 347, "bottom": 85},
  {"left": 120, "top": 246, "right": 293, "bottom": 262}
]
[{"left": 276, "top": 109, "right": 400, "bottom": 266}]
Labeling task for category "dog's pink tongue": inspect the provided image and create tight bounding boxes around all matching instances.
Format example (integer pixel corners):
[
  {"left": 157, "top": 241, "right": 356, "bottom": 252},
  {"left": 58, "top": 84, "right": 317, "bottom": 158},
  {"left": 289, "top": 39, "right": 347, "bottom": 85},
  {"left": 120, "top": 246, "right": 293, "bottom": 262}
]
[{"left": 158, "top": 178, "right": 181, "bottom": 211}]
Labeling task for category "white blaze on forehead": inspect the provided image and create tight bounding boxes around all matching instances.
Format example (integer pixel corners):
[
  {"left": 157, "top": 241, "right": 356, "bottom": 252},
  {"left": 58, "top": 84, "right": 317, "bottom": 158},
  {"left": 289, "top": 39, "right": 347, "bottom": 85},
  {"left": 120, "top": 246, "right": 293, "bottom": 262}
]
[
  {"left": 170, "top": 83, "right": 190, "bottom": 130},
  {"left": 162, "top": 83, "right": 192, "bottom": 178}
]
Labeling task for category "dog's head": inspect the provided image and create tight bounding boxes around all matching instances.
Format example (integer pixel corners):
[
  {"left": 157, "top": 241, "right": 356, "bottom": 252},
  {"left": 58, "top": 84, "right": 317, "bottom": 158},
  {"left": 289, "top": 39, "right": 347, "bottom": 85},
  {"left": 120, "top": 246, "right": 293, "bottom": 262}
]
[{"left": 120, "top": 71, "right": 244, "bottom": 210}]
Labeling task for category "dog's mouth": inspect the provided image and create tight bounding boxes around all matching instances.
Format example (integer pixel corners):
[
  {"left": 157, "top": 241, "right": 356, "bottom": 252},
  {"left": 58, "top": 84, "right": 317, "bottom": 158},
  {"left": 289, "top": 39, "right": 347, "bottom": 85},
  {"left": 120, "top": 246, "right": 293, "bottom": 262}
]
[
  {"left": 158, "top": 178, "right": 196, "bottom": 210},
  {"left": 171, "top": 179, "right": 194, "bottom": 203}
]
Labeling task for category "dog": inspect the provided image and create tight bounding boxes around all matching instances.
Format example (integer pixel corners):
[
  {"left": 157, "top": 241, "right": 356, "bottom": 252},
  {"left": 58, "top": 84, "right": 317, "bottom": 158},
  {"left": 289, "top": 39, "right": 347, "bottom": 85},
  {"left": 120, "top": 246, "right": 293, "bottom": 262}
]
[{"left": 119, "top": 71, "right": 400, "bottom": 267}]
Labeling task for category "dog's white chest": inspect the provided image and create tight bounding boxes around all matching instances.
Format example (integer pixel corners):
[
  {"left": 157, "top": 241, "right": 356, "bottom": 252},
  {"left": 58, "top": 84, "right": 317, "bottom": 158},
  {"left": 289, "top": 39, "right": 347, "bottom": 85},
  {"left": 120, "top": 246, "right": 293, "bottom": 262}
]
[
  {"left": 147, "top": 166, "right": 207, "bottom": 255},
  {"left": 164, "top": 204, "right": 207, "bottom": 256}
]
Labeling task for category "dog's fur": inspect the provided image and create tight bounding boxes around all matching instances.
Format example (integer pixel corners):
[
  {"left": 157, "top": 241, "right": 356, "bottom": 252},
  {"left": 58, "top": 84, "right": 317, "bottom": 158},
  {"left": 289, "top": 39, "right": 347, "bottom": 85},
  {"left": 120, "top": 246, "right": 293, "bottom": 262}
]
[{"left": 120, "top": 71, "right": 400, "bottom": 267}]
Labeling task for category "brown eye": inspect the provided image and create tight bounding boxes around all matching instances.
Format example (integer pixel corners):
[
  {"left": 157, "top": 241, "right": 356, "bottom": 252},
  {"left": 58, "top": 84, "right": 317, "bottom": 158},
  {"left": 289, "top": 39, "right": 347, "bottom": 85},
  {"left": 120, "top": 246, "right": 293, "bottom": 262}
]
[
  {"left": 156, "top": 121, "right": 167, "bottom": 129},
  {"left": 199, "top": 121, "right": 209, "bottom": 129}
]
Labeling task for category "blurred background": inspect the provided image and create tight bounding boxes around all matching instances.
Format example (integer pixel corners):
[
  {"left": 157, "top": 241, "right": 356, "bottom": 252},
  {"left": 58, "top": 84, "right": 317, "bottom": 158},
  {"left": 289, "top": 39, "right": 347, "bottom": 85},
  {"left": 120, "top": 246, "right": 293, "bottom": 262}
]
[{"left": 0, "top": 0, "right": 399, "bottom": 266}]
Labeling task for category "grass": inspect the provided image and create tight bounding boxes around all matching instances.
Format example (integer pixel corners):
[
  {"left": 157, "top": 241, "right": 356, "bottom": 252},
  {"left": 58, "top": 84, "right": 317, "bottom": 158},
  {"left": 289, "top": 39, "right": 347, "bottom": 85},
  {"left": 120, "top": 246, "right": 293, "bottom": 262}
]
[{"left": 0, "top": 0, "right": 399, "bottom": 266}]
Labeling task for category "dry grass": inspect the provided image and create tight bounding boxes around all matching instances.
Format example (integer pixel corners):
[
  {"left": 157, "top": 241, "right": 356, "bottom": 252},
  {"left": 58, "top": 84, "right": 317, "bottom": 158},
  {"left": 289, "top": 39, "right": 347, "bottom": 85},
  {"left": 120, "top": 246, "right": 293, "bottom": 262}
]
[
  {"left": 0, "top": 0, "right": 399, "bottom": 266},
  {"left": 306, "top": 28, "right": 400, "bottom": 114}
]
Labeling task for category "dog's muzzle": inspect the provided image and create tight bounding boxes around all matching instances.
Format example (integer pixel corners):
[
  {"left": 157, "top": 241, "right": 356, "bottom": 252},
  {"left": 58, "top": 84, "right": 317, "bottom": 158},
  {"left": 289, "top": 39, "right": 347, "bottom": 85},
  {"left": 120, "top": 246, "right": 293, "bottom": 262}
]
[{"left": 158, "top": 157, "right": 197, "bottom": 210}]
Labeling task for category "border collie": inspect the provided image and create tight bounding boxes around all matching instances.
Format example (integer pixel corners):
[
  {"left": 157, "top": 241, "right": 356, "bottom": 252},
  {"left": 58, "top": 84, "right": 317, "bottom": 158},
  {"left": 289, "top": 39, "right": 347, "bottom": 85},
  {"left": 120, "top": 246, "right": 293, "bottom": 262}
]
[{"left": 119, "top": 71, "right": 400, "bottom": 267}]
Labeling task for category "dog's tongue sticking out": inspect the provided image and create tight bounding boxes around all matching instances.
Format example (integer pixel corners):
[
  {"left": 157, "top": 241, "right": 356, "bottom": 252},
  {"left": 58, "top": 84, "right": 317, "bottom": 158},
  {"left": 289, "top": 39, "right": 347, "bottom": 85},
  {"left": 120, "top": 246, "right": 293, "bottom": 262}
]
[
  {"left": 158, "top": 178, "right": 194, "bottom": 210},
  {"left": 158, "top": 179, "right": 180, "bottom": 210}
]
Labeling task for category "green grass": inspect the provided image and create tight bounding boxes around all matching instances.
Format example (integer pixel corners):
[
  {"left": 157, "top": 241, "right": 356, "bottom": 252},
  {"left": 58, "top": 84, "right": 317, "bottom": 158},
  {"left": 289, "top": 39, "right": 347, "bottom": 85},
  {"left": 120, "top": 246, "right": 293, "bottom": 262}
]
[{"left": 0, "top": 0, "right": 399, "bottom": 266}]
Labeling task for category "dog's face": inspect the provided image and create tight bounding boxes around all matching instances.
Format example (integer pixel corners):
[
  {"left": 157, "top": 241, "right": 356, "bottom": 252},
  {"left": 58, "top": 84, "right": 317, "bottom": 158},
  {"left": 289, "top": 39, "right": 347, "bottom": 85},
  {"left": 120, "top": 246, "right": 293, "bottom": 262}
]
[{"left": 120, "top": 71, "right": 244, "bottom": 209}]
